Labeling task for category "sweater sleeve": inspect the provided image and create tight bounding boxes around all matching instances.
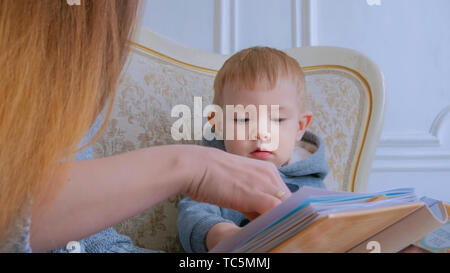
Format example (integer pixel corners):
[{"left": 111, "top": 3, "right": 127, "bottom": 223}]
[
  {"left": 49, "top": 227, "right": 160, "bottom": 253},
  {"left": 0, "top": 204, "right": 32, "bottom": 253},
  {"left": 177, "top": 196, "right": 245, "bottom": 253}
]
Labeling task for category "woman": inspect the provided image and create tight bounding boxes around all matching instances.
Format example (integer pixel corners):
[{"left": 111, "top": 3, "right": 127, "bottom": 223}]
[{"left": 0, "top": 0, "right": 290, "bottom": 252}]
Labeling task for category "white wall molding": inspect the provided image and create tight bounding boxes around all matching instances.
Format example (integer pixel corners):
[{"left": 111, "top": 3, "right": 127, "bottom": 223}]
[
  {"left": 213, "top": 0, "right": 237, "bottom": 54},
  {"left": 213, "top": 0, "right": 227, "bottom": 54},
  {"left": 301, "top": 0, "right": 317, "bottom": 46},
  {"left": 291, "top": 0, "right": 302, "bottom": 48},
  {"left": 301, "top": 0, "right": 310, "bottom": 47},
  {"left": 373, "top": 139, "right": 450, "bottom": 171},
  {"left": 230, "top": 0, "right": 237, "bottom": 53},
  {"left": 216, "top": 0, "right": 315, "bottom": 53},
  {"left": 372, "top": 145, "right": 450, "bottom": 172},
  {"left": 430, "top": 105, "right": 450, "bottom": 147},
  {"left": 373, "top": 144, "right": 450, "bottom": 172},
  {"left": 378, "top": 133, "right": 440, "bottom": 148},
  {"left": 373, "top": 106, "right": 450, "bottom": 172},
  {"left": 292, "top": 0, "right": 316, "bottom": 48}
]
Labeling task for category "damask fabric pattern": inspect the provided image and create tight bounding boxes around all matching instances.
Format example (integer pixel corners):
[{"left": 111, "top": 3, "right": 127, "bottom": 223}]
[{"left": 92, "top": 49, "right": 368, "bottom": 252}]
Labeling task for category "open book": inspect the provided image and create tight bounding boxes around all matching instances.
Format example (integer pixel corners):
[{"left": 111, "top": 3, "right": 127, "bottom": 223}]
[{"left": 209, "top": 187, "right": 449, "bottom": 253}]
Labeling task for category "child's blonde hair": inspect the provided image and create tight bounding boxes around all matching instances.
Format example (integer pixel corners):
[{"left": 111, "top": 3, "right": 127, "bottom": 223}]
[{"left": 213, "top": 46, "right": 307, "bottom": 111}]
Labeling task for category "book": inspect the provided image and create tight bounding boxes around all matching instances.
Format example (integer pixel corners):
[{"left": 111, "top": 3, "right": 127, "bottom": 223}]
[
  {"left": 209, "top": 187, "right": 449, "bottom": 253},
  {"left": 412, "top": 202, "right": 450, "bottom": 253}
]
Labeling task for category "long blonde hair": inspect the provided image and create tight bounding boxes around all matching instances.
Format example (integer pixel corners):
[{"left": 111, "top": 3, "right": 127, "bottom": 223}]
[{"left": 0, "top": 0, "right": 140, "bottom": 242}]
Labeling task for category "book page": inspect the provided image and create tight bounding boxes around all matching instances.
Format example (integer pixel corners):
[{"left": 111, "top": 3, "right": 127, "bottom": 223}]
[
  {"left": 413, "top": 198, "right": 450, "bottom": 252},
  {"left": 210, "top": 187, "right": 415, "bottom": 253},
  {"left": 209, "top": 186, "right": 356, "bottom": 252},
  {"left": 414, "top": 221, "right": 450, "bottom": 253}
]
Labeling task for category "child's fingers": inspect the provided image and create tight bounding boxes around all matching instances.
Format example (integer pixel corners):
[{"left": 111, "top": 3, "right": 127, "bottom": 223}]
[
  {"left": 242, "top": 212, "right": 259, "bottom": 221},
  {"left": 258, "top": 161, "right": 291, "bottom": 200},
  {"left": 249, "top": 192, "right": 282, "bottom": 216},
  {"left": 241, "top": 191, "right": 287, "bottom": 221}
]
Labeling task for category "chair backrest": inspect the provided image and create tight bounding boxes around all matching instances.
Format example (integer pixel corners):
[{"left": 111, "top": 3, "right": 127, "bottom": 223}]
[{"left": 93, "top": 28, "right": 386, "bottom": 252}]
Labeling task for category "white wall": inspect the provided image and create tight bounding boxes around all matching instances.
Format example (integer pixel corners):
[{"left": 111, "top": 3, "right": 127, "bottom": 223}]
[
  {"left": 311, "top": 0, "right": 450, "bottom": 201},
  {"left": 142, "top": 0, "right": 216, "bottom": 52},
  {"left": 140, "top": 0, "right": 450, "bottom": 201}
]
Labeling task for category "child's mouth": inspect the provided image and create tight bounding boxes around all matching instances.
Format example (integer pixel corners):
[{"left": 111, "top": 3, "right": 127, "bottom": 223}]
[{"left": 250, "top": 149, "right": 273, "bottom": 159}]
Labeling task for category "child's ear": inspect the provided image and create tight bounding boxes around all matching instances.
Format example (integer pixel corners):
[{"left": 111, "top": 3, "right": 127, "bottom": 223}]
[{"left": 296, "top": 112, "right": 313, "bottom": 141}]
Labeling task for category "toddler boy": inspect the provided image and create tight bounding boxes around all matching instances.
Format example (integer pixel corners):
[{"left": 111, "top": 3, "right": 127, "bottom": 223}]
[{"left": 177, "top": 47, "right": 329, "bottom": 252}]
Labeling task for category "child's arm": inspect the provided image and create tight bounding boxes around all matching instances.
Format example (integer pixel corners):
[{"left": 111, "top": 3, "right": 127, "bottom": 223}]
[{"left": 177, "top": 196, "right": 244, "bottom": 253}]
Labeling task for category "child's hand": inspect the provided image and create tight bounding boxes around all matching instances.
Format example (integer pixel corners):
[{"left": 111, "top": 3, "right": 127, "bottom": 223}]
[{"left": 206, "top": 222, "right": 242, "bottom": 251}]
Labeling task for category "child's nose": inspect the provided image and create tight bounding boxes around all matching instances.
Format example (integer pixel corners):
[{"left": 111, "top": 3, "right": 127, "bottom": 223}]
[
  {"left": 257, "top": 131, "right": 271, "bottom": 141},
  {"left": 248, "top": 120, "right": 271, "bottom": 141}
]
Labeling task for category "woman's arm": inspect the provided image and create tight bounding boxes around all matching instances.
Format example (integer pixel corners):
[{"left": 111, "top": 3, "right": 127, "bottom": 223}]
[
  {"left": 30, "top": 145, "right": 187, "bottom": 252},
  {"left": 30, "top": 145, "right": 290, "bottom": 252}
]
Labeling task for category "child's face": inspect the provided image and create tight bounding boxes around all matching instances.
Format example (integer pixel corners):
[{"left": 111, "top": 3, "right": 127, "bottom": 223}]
[{"left": 220, "top": 77, "right": 311, "bottom": 168}]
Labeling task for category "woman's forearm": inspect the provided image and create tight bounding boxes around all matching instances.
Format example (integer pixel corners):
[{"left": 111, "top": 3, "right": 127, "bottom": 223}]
[
  {"left": 30, "top": 145, "right": 193, "bottom": 252},
  {"left": 30, "top": 142, "right": 290, "bottom": 252}
]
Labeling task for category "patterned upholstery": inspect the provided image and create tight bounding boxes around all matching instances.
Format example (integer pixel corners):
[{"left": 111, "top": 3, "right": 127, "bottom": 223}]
[
  {"left": 93, "top": 49, "right": 214, "bottom": 252},
  {"left": 92, "top": 39, "right": 381, "bottom": 252},
  {"left": 305, "top": 68, "right": 369, "bottom": 192}
]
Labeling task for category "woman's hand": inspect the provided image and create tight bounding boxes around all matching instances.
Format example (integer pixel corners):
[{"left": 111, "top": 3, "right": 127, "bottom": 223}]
[{"left": 181, "top": 146, "right": 291, "bottom": 220}]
